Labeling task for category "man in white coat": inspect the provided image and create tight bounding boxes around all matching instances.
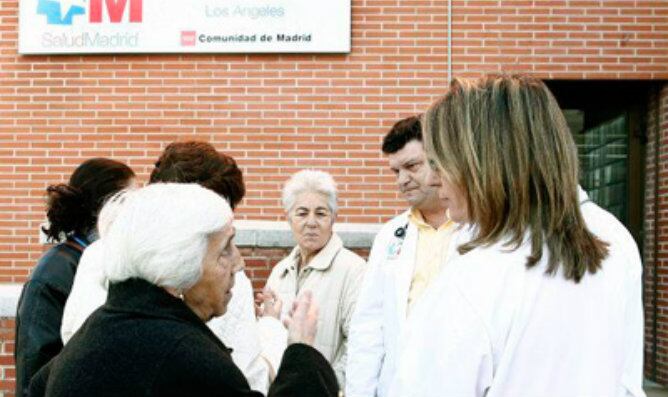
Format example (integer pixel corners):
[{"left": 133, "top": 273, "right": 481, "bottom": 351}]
[{"left": 346, "top": 116, "right": 455, "bottom": 397}]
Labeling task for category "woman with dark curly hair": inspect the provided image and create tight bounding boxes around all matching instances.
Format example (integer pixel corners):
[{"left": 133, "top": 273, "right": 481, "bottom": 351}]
[{"left": 14, "top": 158, "right": 134, "bottom": 397}]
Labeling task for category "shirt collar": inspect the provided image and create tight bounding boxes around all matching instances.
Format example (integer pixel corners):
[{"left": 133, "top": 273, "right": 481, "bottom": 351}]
[
  {"left": 280, "top": 233, "right": 343, "bottom": 277},
  {"left": 109, "top": 279, "right": 208, "bottom": 330},
  {"left": 106, "top": 278, "right": 232, "bottom": 352},
  {"left": 408, "top": 207, "right": 454, "bottom": 231},
  {"left": 67, "top": 233, "right": 91, "bottom": 252}
]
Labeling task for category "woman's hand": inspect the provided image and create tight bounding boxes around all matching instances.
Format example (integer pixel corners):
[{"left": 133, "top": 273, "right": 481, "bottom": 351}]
[
  {"left": 255, "top": 288, "right": 282, "bottom": 319},
  {"left": 284, "top": 290, "right": 318, "bottom": 346}
]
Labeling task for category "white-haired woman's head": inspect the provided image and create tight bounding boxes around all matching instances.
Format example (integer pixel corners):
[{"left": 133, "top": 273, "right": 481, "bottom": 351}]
[
  {"left": 282, "top": 170, "right": 338, "bottom": 262},
  {"left": 103, "top": 183, "right": 233, "bottom": 294}
]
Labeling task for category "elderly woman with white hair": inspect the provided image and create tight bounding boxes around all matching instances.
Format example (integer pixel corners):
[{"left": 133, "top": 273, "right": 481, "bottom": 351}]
[
  {"left": 59, "top": 141, "right": 288, "bottom": 395},
  {"left": 265, "top": 170, "right": 366, "bottom": 387},
  {"left": 29, "top": 183, "right": 340, "bottom": 397}
]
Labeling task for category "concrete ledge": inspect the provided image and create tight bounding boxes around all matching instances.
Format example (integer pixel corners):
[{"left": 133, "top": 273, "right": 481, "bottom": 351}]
[
  {"left": 234, "top": 220, "right": 381, "bottom": 249},
  {"left": 41, "top": 221, "right": 381, "bottom": 249},
  {"left": 5, "top": 222, "right": 382, "bottom": 317},
  {"left": 0, "top": 284, "right": 22, "bottom": 318}
]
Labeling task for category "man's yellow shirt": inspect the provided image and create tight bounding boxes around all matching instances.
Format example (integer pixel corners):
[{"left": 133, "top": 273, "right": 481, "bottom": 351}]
[{"left": 406, "top": 207, "right": 456, "bottom": 314}]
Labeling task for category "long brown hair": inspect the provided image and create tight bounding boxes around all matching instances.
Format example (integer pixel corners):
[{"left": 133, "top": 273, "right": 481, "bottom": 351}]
[{"left": 424, "top": 75, "right": 608, "bottom": 282}]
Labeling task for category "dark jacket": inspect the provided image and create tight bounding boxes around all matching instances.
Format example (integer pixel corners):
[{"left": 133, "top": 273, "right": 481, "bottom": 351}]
[
  {"left": 29, "top": 278, "right": 340, "bottom": 397},
  {"left": 14, "top": 240, "right": 85, "bottom": 397}
]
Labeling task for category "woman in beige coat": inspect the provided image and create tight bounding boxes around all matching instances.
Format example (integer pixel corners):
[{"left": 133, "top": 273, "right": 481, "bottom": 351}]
[{"left": 265, "top": 170, "right": 365, "bottom": 388}]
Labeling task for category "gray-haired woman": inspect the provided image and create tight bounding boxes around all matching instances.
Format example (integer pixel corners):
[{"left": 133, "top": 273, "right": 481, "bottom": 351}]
[{"left": 265, "top": 170, "right": 366, "bottom": 387}]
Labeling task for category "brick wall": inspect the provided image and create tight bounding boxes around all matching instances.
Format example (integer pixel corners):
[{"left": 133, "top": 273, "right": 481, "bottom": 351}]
[
  {"left": 0, "top": 319, "right": 14, "bottom": 397},
  {"left": 644, "top": 83, "right": 668, "bottom": 383},
  {"left": 0, "top": 0, "right": 448, "bottom": 281},
  {"left": 0, "top": 318, "right": 14, "bottom": 397},
  {"left": 2, "top": 0, "right": 668, "bottom": 281},
  {"left": 451, "top": 0, "right": 668, "bottom": 79}
]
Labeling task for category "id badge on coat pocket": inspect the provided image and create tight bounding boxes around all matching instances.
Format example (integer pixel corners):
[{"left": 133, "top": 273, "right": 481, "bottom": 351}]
[{"left": 386, "top": 239, "right": 403, "bottom": 260}]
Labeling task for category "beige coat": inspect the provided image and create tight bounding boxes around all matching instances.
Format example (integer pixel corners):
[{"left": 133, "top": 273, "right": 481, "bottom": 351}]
[{"left": 266, "top": 233, "right": 366, "bottom": 387}]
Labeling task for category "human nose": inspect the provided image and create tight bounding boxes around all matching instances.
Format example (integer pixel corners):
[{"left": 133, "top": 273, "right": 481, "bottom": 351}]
[
  {"left": 304, "top": 213, "right": 318, "bottom": 227},
  {"left": 427, "top": 168, "right": 441, "bottom": 188},
  {"left": 397, "top": 169, "right": 411, "bottom": 186},
  {"left": 231, "top": 244, "right": 244, "bottom": 273}
]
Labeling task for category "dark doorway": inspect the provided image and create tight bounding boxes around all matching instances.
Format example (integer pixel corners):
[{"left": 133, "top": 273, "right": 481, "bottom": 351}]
[{"left": 546, "top": 80, "right": 653, "bottom": 250}]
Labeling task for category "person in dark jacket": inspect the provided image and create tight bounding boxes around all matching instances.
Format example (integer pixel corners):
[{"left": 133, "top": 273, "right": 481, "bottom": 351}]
[
  {"left": 29, "top": 183, "right": 339, "bottom": 397},
  {"left": 14, "top": 158, "right": 135, "bottom": 397}
]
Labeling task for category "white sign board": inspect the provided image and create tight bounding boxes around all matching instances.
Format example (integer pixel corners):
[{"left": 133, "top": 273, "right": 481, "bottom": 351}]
[{"left": 19, "top": 0, "right": 350, "bottom": 54}]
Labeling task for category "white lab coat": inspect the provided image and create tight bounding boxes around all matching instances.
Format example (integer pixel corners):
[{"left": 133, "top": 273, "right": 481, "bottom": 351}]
[
  {"left": 207, "top": 272, "right": 287, "bottom": 395},
  {"left": 61, "top": 240, "right": 108, "bottom": 345},
  {"left": 346, "top": 210, "right": 418, "bottom": 397},
  {"left": 389, "top": 190, "right": 645, "bottom": 397}
]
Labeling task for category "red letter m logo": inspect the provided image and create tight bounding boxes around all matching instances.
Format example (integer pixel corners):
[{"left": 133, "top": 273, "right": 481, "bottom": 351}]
[{"left": 89, "top": 0, "right": 142, "bottom": 23}]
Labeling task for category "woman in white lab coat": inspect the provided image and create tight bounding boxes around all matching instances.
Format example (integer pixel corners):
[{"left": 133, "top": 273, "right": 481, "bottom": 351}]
[{"left": 390, "top": 75, "right": 645, "bottom": 397}]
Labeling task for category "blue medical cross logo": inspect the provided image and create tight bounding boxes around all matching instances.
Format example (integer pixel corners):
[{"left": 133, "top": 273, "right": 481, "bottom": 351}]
[{"left": 37, "top": 0, "right": 86, "bottom": 25}]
